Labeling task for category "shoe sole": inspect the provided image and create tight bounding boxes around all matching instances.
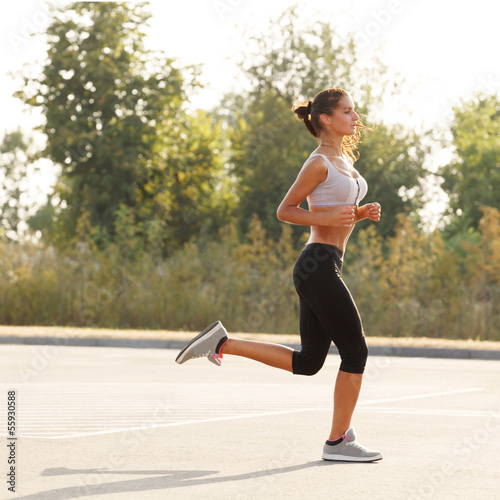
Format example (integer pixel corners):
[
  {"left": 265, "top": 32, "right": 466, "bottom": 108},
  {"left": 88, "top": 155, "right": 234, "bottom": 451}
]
[
  {"left": 322, "top": 452, "right": 383, "bottom": 462},
  {"left": 175, "top": 321, "right": 222, "bottom": 364}
]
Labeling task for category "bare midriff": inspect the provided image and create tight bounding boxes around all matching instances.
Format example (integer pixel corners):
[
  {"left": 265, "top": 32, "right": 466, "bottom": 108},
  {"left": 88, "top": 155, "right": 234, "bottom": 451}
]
[{"left": 306, "top": 205, "right": 358, "bottom": 254}]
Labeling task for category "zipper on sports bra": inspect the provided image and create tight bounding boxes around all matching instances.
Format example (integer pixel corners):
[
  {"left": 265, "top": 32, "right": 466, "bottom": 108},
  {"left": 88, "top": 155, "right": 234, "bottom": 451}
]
[{"left": 354, "top": 178, "right": 360, "bottom": 205}]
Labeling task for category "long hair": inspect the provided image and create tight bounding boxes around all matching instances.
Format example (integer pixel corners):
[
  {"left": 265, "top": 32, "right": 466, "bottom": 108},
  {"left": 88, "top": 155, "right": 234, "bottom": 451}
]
[{"left": 292, "top": 88, "right": 369, "bottom": 164}]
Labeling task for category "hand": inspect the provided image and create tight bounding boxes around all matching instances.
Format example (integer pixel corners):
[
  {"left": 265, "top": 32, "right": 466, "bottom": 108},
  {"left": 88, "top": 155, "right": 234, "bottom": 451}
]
[
  {"left": 323, "top": 205, "right": 357, "bottom": 228},
  {"left": 362, "top": 202, "right": 381, "bottom": 222}
]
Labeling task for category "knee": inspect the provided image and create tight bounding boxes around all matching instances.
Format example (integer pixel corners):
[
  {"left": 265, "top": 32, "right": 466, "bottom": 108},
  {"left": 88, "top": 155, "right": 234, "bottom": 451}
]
[
  {"left": 339, "top": 340, "right": 368, "bottom": 374},
  {"left": 298, "top": 364, "right": 323, "bottom": 377},
  {"left": 292, "top": 350, "right": 326, "bottom": 376}
]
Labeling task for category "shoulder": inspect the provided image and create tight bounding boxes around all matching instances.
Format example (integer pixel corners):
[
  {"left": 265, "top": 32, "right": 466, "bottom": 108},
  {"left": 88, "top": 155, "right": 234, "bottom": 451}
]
[{"left": 300, "top": 154, "right": 328, "bottom": 181}]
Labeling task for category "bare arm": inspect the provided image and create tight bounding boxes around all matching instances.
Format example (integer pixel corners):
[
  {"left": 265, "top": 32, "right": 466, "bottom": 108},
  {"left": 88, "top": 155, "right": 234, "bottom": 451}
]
[{"left": 277, "top": 157, "right": 356, "bottom": 229}]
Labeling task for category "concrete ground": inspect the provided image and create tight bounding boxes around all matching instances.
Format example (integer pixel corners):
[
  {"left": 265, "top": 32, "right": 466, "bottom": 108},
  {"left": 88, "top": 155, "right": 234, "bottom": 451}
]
[{"left": 0, "top": 343, "right": 499, "bottom": 500}]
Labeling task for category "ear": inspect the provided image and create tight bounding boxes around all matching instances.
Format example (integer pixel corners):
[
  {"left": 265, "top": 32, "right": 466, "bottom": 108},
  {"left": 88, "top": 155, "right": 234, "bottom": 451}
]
[{"left": 319, "top": 113, "right": 331, "bottom": 126}]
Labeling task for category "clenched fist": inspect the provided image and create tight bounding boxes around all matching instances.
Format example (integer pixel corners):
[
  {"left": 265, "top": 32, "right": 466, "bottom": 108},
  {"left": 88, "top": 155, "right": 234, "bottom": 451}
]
[{"left": 358, "top": 203, "right": 381, "bottom": 222}]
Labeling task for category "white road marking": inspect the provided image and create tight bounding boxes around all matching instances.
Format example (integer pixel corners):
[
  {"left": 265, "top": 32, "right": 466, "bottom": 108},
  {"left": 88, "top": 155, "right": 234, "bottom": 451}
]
[
  {"left": 359, "top": 387, "right": 484, "bottom": 405},
  {"left": 0, "top": 384, "right": 491, "bottom": 441},
  {"left": 356, "top": 407, "right": 498, "bottom": 417},
  {"left": 2, "top": 408, "right": 316, "bottom": 439}
]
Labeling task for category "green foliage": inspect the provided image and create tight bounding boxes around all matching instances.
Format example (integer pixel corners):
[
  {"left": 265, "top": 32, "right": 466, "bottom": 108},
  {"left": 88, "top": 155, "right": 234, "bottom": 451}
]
[
  {"left": 354, "top": 123, "right": 429, "bottom": 238},
  {"left": 222, "top": 7, "right": 429, "bottom": 243},
  {"left": 0, "top": 130, "right": 32, "bottom": 239},
  {"left": 14, "top": 2, "right": 231, "bottom": 254},
  {"left": 440, "top": 93, "right": 500, "bottom": 235},
  {"left": 153, "top": 109, "right": 236, "bottom": 247},
  {"left": 461, "top": 206, "right": 500, "bottom": 339},
  {"left": 5, "top": 3, "right": 499, "bottom": 341},
  {"left": 241, "top": 6, "right": 361, "bottom": 103},
  {"left": 1, "top": 208, "right": 499, "bottom": 340},
  {"left": 227, "top": 90, "right": 315, "bottom": 243}
]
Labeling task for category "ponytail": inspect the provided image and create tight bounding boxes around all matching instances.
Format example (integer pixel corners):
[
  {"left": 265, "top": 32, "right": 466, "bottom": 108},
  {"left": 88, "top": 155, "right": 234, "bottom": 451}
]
[
  {"left": 292, "top": 100, "right": 319, "bottom": 138},
  {"left": 292, "top": 88, "right": 369, "bottom": 164}
]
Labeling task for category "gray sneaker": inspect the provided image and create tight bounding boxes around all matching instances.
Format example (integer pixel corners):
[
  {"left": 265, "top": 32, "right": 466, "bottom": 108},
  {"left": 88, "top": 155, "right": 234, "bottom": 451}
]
[
  {"left": 322, "top": 427, "right": 383, "bottom": 462},
  {"left": 175, "top": 321, "right": 228, "bottom": 366}
]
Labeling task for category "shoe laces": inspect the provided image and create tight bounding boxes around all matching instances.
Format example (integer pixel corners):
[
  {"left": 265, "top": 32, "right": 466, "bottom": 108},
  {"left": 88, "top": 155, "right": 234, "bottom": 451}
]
[
  {"left": 346, "top": 440, "right": 370, "bottom": 453},
  {"left": 189, "top": 351, "right": 223, "bottom": 361},
  {"left": 190, "top": 350, "right": 212, "bottom": 360}
]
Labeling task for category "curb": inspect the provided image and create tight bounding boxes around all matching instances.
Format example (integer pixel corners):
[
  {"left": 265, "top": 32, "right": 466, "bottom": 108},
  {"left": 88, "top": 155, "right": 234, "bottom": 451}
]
[
  {"left": 1, "top": 336, "right": 500, "bottom": 361},
  {"left": 366, "top": 345, "right": 500, "bottom": 360}
]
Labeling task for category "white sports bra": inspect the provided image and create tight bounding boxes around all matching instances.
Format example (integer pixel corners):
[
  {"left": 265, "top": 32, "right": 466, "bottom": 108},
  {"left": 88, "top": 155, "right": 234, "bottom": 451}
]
[{"left": 306, "top": 154, "right": 368, "bottom": 208}]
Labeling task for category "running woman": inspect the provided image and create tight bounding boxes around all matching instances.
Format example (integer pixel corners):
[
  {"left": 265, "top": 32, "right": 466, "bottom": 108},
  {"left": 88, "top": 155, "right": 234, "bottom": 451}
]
[{"left": 176, "top": 88, "right": 383, "bottom": 462}]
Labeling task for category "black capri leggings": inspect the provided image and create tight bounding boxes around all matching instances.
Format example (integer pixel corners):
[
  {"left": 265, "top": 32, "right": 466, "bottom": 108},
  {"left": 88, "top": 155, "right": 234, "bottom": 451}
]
[{"left": 292, "top": 243, "right": 368, "bottom": 375}]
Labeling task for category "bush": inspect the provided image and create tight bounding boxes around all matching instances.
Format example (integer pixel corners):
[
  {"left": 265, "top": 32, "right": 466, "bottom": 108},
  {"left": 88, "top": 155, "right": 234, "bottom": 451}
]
[{"left": 1, "top": 208, "right": 499, "bottom": 341}]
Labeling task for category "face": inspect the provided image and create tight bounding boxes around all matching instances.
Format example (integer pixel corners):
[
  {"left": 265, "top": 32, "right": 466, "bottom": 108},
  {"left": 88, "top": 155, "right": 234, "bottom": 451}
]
[{"left": 321, "top": 94, "right": 360, "bottom": 136}]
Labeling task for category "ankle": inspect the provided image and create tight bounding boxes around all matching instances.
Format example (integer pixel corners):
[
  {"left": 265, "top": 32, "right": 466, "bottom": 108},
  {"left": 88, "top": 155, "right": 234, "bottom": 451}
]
[
  {"left": 329, "top": 428, "right": 349, "bottom": 441},
  {"left": 219, "top": 338, "right": 232, "bottom": 355},
  {"left": 326, "top": 436, "right": 343, "bottom": 446}
]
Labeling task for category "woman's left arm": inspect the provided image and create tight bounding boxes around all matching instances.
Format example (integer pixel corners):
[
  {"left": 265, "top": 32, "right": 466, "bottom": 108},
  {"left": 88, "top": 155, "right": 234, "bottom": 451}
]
[{"left": 356, "top": 203, "right": 381, "bottom": 222}]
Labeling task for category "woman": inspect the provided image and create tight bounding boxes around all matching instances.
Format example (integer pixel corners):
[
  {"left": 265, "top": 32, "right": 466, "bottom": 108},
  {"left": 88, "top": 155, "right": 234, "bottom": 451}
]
[{"left": 176, "top": 88, "right": 383, "bottom": 462}]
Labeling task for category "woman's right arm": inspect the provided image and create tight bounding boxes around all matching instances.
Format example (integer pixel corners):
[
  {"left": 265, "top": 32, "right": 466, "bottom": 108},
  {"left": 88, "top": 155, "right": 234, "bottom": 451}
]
[{"left": 276, "top": 157, "right": 356, "bottom": 229}]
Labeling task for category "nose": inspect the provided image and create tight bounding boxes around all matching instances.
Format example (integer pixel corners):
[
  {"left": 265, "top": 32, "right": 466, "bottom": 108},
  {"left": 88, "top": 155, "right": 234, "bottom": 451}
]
[{"left": 353, "top": 112, "right": 360, "bottom": 121}]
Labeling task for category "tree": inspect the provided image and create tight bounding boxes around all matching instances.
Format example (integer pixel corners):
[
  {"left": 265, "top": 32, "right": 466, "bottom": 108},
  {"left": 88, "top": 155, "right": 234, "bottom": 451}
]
[
  {"left": 0, "top": 130, "right": 36, "bottom": 240},
  {"left": 462, "top": 206, "right": 500, "bottom": 339},
  {"left": 222, "top": 6, "right": 428, "bottom": 242},
  {"left": 15, "top": 2, "right": 228, "bottom": 252},
  {"left": 439, "top": 93, "right": 500, "bottom": 235},
  {"left": 354, "top": 123, "right": 428, "bottom": 239},
  {"left": 226, "top": 90, "right": 316, "bottom": 243},
  {"left": 142, "top": 109, "right": 236, "bottom": 248}
]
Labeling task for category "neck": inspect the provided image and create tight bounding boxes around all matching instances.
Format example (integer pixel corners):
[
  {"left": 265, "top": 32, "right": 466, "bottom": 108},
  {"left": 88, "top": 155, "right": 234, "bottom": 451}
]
[{"left": 319, "top": 135, "right": 343, "bottom": 156}]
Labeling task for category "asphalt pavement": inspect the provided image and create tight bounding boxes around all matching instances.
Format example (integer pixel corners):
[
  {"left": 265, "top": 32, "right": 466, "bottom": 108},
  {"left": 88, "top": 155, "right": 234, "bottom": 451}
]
[{"left": 0, "top": 344, "right": 499, "bottom": 499}]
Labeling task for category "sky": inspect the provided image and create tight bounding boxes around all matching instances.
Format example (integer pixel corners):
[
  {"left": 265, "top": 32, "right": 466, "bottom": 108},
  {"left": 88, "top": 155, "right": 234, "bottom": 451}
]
[
  {"left": 145, "top": 0, "right": 500, "bottom": 126},
  {"left": 1, "top": 0, "right": 500, "bottom": 229}
]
